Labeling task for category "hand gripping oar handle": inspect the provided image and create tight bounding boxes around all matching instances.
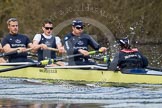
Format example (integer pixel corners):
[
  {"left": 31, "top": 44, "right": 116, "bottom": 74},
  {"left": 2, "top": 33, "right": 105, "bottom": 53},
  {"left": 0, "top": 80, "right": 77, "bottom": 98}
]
[
  {"left": 17, "top": 48, "right": 32, "bottom": 55},
  {"left": 0, "top": 48, "right": 32, "bottom": 58},
  {"left": 47, "top": 47, "right": 59, "bottom": 52}
]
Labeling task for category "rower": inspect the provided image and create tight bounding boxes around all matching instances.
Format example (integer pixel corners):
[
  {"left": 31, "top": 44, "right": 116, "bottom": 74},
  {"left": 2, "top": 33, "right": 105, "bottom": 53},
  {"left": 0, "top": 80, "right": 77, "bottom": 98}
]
[
  {"left": 1, "top": 18, "right": 34, "bottom": 62},
  {"left": 63, "top": 19, "right": 107, "bottom": 65},
  {"left": 33, "top": 19, "right": 65, "bottom": 62},
  {"left": 32, "top": 19, "right": 66, "bottom": 66},
  {"left": 109, "top": 38, "right": 148, "bottom": 71}
]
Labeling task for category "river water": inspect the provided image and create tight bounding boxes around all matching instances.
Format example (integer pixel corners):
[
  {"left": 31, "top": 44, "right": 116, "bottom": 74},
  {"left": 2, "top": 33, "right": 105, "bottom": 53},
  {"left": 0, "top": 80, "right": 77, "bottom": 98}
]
[
  {"left": 1, "top": 78, "right": 162, "bottom": 108},
  {"left": 0, "top": 45, "right": 162, "bottom": 108}
]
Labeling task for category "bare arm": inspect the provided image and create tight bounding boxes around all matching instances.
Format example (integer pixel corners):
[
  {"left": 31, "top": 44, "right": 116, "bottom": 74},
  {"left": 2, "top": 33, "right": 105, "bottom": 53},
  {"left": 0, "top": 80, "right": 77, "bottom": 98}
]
[
  {"left": 3, "top": 44, "right": 30, "bottom": 53},
  {"left": 56, "top": 43, "right": 66, "bottom": 53},
  {"left": 55, "top": 37, "right": 65, "bottom": 53},
  {"left": 32, "top": 40, "right": 47, "bottom": 52},
  {"left": 3, "top": 44, "right": 19, "bottom": 53}
]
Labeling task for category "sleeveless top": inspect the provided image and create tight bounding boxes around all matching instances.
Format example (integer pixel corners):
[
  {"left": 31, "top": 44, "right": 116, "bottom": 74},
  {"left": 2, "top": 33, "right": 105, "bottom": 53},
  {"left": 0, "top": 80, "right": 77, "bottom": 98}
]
[{"left": 37, "top": 34, "right": 56, "bottom": 61}]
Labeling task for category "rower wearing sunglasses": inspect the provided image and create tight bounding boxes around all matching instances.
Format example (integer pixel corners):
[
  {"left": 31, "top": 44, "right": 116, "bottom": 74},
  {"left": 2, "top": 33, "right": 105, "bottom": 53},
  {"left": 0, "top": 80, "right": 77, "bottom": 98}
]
[
  {"left": 33, "top": 19, "right": 65, "bottom": 63},
  {"left": 64, "top": 19, "right": 107, "bottom": 65}
]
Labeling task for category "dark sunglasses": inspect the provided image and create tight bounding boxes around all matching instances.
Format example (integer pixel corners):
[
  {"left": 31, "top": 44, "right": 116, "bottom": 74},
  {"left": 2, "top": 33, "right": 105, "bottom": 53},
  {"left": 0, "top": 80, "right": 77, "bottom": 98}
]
[
  {"left": 75, "top": 26, "right": 83, "bottom": 30},
  {"left": 44, "top": 27, "right": 53, "bottom": 30}
]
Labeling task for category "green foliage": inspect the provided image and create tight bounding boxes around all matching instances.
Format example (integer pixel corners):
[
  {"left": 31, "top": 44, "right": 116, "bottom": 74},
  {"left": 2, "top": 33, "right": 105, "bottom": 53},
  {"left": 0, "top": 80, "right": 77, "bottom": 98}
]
[{"left": 0, "top": 0, "right": 162, "bottom": 44}]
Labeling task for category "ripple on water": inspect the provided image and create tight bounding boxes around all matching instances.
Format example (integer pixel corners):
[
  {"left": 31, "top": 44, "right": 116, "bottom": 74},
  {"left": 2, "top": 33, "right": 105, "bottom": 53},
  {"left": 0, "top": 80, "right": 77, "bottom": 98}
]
[{"left": 1, "top": 78, "right": 162, "bottom": 106}]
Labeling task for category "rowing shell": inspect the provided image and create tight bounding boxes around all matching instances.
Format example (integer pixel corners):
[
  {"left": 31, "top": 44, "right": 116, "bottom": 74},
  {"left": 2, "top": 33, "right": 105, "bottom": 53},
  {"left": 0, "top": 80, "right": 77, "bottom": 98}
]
[{"left": 0, "top": 63, "right": 162, "bottom": 84}]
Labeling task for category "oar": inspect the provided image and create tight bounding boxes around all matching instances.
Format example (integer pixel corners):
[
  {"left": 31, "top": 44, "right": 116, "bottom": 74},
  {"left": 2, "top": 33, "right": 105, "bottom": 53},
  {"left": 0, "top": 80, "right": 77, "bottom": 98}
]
[
  {"left": 90, "top": 55, "right": 110, "bottom": 62},
  {"left": 0, "top": 50, "right": 103, "bottom": 73},
  {"left": 27, "top": 52, "right": 38, "bottom": 57},
  {"left": 47, "top": 47, "right": 59, "bottom": 52},
  {"left": 27, "top": 47, "right": 58, "bottom": 57},
  {"left": 55, "top": 50, "right": 101, "bottom": 61},
  {"left": 28, "top": 50, "right": 102, "bottom": 64},
  {"left": 0, "top": 48, "right": 32, "bottom": 58},
  {"left": 0, "top": 59, "right": 51, "bottom": 73},
  {"left": 147, "top": 66, "right": 162, "bottom": 72},
  {"left": 0, "top": 63, "right": 38, "bottom": 73}
]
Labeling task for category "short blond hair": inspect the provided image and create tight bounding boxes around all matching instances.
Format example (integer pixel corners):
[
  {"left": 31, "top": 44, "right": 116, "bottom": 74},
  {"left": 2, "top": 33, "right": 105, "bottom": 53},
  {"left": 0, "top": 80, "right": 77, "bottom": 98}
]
[{"left": 7, "top": 18, "right": 18, "bottom": 25}]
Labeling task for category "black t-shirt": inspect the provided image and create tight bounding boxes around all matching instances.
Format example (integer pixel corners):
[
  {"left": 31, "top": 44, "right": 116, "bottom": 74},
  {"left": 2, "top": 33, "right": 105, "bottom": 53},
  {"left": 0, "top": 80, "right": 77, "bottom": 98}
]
[{"left": 1, "top": 34, "right": 31, "bottom": 59}]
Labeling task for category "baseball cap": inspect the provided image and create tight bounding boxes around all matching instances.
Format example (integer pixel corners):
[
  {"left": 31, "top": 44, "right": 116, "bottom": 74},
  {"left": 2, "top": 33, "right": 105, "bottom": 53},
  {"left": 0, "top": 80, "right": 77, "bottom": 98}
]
[{"left": 72, "top": 19, "right": 84, "bottom": 27}]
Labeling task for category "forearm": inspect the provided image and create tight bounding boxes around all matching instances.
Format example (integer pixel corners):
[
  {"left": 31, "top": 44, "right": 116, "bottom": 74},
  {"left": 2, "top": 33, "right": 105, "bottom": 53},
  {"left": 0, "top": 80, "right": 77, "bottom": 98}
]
[
  {"left": 32, "top": 41, "right": 45, "bottom": 52},
  {"left": 78, "top": 49, "right": 89, "bottom": 56},
  {"left": 32, "top": 44, "right": 41, "bottom": 51},
  {"left": 3, "top": 45, "right": 19, "bottom": 53},
  {"left": 57, "top": 43, "right": 66, "bottom": 54},
  {"left": 4, "top": 47, "right": 23, "bottom": 53}
]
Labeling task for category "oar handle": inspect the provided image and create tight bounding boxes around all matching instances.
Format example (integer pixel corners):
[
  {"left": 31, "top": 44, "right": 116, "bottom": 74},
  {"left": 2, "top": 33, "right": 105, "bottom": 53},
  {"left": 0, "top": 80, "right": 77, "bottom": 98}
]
[
  {"left": 88, "top": 50, "right": 105, "bottom": 55},
  {"left": 17, "top": 48, "right": 32, "bottom": 53},
  {"left": 47, "top": 47, "right": 59, "bottom": 52},
  {"left": 88, "top": 51, "right": 97, "bottom": 55},
  {"left": 0, "top": 48, "right": 33, "bottom": 58}
]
